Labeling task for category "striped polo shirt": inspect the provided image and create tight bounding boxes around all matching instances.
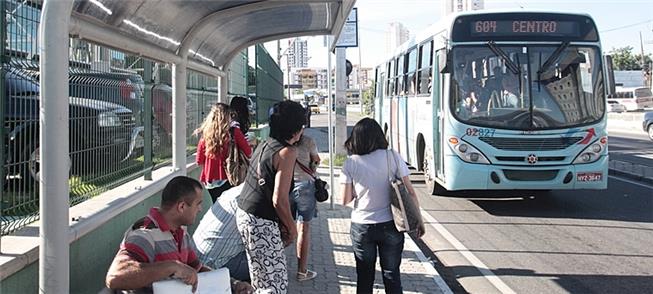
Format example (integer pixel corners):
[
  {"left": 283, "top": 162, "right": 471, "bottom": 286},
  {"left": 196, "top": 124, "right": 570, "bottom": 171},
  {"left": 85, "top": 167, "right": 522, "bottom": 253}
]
[{"left": 120, "top": 207, "right": 201, "bottom": 270}]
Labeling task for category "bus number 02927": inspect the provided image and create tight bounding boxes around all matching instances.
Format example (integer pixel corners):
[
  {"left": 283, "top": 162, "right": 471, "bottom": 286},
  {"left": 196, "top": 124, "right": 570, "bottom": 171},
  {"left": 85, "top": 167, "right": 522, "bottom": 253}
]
[
  {"left": 465, "top": 127, "right": 496, "bottom": 137},
  {"left": 475, "top": 21, "right": 497, "bottom": 33}
]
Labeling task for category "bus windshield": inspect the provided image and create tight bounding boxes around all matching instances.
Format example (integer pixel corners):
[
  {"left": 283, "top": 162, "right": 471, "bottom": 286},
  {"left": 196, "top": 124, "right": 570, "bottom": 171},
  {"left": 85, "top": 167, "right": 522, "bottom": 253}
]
[{"left": 450, "top": 45, "right": 604, "bottom": 130}]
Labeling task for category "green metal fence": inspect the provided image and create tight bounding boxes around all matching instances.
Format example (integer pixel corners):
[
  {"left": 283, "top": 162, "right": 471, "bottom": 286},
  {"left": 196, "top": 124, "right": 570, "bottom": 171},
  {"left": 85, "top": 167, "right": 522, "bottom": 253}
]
[
  {"left": 254, "top": 44, "right": 284, "bottom": 125},
  {"left": 0, "top": 0, "right": 218, "bottom": 236}
]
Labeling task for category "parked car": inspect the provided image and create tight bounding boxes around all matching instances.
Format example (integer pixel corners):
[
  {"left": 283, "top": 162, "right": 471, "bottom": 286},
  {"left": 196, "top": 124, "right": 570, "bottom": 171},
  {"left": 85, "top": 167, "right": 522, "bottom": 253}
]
[
  {"left": 643, "top": 111, "right": 653, "bottom": 141},
  {"left": 309, "top": 104, "right": 321, "bottom": 114},
  {"left": 3, "top": 67, "right": 137, "bottom": 186},
  {"left": 607, "top": 87, "right": 653, "bottom": 111},
  {"left": 607, "top": 100, "right": 626, "bottom": 113}
]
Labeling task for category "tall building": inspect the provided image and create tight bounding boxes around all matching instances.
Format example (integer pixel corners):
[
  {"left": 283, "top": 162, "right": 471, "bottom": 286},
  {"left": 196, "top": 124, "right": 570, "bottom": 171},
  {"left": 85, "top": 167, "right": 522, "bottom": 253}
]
[
  {"left": 385, "top": 22, "right": 410, "bottom": 56},
  {"left": 443, "top": 0, "right": 484, "bottom": 16},
  {"left": 348, "top": 65, "right": 374, "bottom": 91},
  {"left": 316, "top": 68, "right": 329, "bottom": 90},
  {"left": 287, "top": 38, "right": 309, "bottom": 68}
]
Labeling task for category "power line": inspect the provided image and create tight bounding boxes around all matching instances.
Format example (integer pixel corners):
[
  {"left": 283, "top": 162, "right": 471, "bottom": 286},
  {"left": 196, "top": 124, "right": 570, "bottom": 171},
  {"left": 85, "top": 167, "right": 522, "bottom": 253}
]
[{"left": 601, "top": 19, "right": 653, "bottom": 33}]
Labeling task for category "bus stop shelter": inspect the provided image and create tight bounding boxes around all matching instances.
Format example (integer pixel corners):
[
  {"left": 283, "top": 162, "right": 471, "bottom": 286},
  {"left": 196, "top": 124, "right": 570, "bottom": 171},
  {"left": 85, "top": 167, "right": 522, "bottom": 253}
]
[{"left": 37, "top": 0, "right": 354, "bottom": 292}]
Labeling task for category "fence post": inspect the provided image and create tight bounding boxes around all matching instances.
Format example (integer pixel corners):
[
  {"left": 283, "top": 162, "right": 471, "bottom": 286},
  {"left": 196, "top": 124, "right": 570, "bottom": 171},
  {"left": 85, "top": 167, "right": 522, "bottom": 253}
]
[
  {"left": 40, "top": 1, "right": 74, "bottom": 292},
  {"left": 143, "top": 60, "right": 153, "bottom": 180},
  {"left": 0, "top": 0, "right": 6, "bottom": 248}
]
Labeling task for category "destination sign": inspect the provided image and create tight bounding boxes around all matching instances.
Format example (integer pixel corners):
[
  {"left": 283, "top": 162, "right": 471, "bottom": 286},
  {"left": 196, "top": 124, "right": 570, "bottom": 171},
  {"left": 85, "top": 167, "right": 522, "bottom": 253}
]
[{"left": 470, "top": 20, "right": 580, "bottom": 37}]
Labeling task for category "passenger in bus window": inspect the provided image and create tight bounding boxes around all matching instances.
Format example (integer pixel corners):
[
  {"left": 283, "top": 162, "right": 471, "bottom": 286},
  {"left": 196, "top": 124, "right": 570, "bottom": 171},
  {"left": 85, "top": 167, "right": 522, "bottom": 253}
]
[{"left": 500, "top": 76, "right": 520, "bottom": 108}]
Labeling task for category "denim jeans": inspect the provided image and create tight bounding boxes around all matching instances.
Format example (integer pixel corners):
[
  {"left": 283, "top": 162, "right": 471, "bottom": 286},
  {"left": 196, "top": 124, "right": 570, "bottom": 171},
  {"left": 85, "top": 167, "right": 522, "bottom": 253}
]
[
  {"left": 350, "top": 221, "right": 404, "bottom": 294},
  {"left": 290, "top": 180, "right": 317, "bottom": 222},
  {"left": 223, "top": 250, "right": 250, "bottom": 282}
]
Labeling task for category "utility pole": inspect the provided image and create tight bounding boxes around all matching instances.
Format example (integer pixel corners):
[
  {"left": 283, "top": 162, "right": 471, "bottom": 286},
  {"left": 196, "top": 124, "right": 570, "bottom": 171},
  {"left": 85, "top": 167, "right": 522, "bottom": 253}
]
[{"left": 640, "top": 31, "right": 646, "bottom": 67}]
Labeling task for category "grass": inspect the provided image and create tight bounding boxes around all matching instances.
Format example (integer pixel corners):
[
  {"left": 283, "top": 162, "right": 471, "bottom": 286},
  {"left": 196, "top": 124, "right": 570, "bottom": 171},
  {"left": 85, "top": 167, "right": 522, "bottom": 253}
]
[{"left": 322, "top": 154, "right": 347, "bottom": 167}]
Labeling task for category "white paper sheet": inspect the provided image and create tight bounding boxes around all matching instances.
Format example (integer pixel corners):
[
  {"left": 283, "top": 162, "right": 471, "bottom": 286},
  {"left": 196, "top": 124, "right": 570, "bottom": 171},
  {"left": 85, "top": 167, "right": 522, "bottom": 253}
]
[{"left": 152, "top": 267, "right": 231, "bottom": 294}]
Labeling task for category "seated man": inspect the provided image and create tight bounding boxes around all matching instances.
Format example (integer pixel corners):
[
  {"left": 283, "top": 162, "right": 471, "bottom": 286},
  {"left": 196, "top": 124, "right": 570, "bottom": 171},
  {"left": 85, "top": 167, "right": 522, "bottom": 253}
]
[
  {"left": 105, "top": 176, "right": 252, "bottom": 293},
  {"left": 500, "top": 76, "right": 520, "bottom": 108},
  {"left": 193, "top": 184, "right": 250, "bottom": 282}
]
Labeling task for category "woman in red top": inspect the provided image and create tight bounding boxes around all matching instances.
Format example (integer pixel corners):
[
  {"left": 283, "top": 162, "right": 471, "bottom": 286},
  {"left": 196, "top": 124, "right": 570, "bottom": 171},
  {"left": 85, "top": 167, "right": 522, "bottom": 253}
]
[{"left": 195, "top": 103, "right": 252, "bottom": 203}]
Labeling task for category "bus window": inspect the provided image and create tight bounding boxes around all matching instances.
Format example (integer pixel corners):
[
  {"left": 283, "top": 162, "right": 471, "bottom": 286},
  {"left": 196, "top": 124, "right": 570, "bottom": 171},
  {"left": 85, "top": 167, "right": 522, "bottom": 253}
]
[
  {"left": 387, "top": 60, "right": 394, "bottom": 96},
  {"left": 417, "top": 40, "right": 433, "bottom": 95},
  {"left": 407, "top": 48, "right": 417, "bottom": 95},
  {"left": 396, "top": 55, "right": 404, "bottom": 95}
]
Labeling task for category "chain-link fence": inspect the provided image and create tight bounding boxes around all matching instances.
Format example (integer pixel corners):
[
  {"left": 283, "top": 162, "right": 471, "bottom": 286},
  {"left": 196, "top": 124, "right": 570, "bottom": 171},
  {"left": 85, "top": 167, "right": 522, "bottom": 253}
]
[{"left": 1, "top": 0, "right": 218, "bottom": 236}]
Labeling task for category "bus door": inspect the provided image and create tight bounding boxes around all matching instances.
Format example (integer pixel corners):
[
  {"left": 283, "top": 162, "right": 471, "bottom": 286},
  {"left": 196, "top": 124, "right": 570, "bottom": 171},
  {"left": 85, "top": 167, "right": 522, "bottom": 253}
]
[
  {"left": 433, "top": 50, "right": 444, "bottom": 179},
  {"left": 398, "top": 96, "right": 408, "bottom": 160},
  {"left": 374, "top": 68, "right": 385, "bottom": 124}
]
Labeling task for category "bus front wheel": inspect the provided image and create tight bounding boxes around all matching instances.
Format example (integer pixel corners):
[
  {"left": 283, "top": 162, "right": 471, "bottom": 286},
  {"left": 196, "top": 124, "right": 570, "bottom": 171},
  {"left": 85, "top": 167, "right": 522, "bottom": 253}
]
[{"left": 423, "top": 156, "right": 443, "bottom": 195}]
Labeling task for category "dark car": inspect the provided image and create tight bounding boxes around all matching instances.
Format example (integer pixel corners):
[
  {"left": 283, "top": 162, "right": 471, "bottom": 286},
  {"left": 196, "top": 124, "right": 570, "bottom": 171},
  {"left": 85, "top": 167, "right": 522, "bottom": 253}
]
[
  {"left": 643, "top": 111, "right": 653, "bottom": 141},
  {"left": 3, "top": 67, "right": 136, "bottom": 185},
  {"left": 68, "top": 70, "right": 144, "bottom": 123}
]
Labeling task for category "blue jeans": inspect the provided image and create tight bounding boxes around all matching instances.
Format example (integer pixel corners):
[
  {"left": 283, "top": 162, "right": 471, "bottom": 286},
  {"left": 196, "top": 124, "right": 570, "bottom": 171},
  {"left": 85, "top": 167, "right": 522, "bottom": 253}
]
[
  {"left": 350, "top": 221, "right": 404, "bottom": 294},
  {"left": 290, "top": 180, "right": 317, "bottom": 222},
  {"left": 223, "top": 251, "right": 250, "bottom": 282}
]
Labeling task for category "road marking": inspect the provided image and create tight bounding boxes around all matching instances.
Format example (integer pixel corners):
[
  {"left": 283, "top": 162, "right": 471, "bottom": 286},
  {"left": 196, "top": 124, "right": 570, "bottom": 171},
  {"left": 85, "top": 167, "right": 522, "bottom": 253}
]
[
  {"left": 609, "top": 175, "right": 653, "bottom": 190},
  {"left": 403, "top": 233, "right": 454, "bottom": 294},
  {"left": 420, "top": 208, "right": 517, "bottom": 294}
]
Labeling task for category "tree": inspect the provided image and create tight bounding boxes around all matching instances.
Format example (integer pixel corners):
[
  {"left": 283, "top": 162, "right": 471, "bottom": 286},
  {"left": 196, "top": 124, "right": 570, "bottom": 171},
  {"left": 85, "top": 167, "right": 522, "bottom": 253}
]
[{"left": 609, "top": 46, "right": 652, "bottom": 70}]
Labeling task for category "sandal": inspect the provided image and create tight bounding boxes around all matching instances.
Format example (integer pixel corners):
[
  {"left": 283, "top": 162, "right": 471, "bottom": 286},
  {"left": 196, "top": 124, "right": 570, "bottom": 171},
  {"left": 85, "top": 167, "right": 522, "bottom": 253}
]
[{"left": 296, "top": 269, "right": 317, "bottom": 282}]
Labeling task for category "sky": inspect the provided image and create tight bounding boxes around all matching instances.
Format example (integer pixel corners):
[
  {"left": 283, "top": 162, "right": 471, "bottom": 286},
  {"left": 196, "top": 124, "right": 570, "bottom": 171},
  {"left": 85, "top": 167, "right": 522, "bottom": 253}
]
[{"left": 265, "top": 0, "right": 653, "bottom": 69}]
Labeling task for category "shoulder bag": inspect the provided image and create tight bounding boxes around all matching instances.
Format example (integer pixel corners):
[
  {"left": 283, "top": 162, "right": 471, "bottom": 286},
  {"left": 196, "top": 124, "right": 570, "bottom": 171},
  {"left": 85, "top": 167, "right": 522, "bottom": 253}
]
[
  {"left": 225, "top": 127, "right": 249, "bottom": 185},
  {"left": 295, "top": 160, "right": 329, "bottom": 202},
  {"left": 386, "top": 150, "right": 424, "bottom": 235}
]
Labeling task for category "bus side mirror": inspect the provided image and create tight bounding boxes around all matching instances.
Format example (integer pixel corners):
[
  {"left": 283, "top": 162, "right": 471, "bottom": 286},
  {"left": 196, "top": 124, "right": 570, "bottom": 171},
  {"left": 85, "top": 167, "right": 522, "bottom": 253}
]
[
  {"left": 439, "top": 51, "right": 449, "bottom": 73},
  {"left": 603, "top": 55, "right": 616, "bottom": 96}
]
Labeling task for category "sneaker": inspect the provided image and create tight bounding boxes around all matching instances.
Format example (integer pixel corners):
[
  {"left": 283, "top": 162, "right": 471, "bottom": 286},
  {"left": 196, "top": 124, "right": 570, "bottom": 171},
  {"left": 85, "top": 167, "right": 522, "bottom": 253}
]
[{"left": 296, "top": 269, "right": 317, "bottom": 282}]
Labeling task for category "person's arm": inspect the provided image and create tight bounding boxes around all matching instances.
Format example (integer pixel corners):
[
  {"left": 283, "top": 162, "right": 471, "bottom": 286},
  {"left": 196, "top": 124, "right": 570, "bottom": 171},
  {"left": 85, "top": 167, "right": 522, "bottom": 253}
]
[
  {"left": 340, "top": 183, "right": 354, "bottom": 205},
  {"left": 105, "top": 250, "right": 199, "bottom": 292},
  {"left": 233, "top": 128, "right": 253, "bottom": 157},
  {"left": 196, "top": 139, "right": 206, "bottom": 166},
  {"left": 272, "top": 146, "right": 298, "bottom": 247},
  {"left": 339, "top": 159, "right": 354, "bottom": 205}
]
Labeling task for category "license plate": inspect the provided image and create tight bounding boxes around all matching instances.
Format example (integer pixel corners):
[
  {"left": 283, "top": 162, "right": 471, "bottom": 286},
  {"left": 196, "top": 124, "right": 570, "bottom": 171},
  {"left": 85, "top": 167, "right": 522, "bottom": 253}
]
[{"left": 577, "top": 172, "right": 603, "bottom": 182}]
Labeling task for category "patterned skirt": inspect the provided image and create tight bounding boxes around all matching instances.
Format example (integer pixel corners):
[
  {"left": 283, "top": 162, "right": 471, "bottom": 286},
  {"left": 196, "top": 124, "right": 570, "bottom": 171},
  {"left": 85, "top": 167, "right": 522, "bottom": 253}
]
[{"left": 236, "top": 208, "right": 288, "bottom": 294}]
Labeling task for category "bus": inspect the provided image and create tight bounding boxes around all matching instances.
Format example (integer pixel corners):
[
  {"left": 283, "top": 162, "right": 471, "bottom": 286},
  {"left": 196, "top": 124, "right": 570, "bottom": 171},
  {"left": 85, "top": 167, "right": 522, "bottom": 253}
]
[{"left": 374, "top": 11, "right": 613, "bottom": 194}]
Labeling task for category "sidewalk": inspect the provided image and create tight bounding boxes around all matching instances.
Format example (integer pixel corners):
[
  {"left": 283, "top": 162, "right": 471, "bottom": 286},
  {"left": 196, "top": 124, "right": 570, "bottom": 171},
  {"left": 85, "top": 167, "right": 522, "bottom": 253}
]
[
  {"left": 606, "top": 118, "right": 653, "bottom": 185},
  {"left": 284, "top": 165, "right": 450, "bottom": 294}
]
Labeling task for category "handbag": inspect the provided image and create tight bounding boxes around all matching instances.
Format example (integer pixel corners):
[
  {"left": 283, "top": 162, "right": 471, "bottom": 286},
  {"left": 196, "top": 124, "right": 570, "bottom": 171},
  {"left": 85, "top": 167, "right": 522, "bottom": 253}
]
[
  {"left": 296, "top": 160, "right": 329, "bottom": 202},
  {"left": 225, "top": 127, "right": 249, "bottom": 185},
  {"left": 386, "top": 150, "right": 423, "bottom": 234}
]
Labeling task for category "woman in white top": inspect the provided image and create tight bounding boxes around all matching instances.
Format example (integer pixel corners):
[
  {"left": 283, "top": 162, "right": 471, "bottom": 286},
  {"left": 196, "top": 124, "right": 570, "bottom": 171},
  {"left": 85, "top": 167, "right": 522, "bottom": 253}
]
[{"left": 339, "top": 118, "right": 424, "bottom": 293}]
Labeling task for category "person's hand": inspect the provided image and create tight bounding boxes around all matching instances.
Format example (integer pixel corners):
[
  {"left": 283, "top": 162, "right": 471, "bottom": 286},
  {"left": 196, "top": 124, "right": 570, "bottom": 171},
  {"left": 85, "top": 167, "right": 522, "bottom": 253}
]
[
  {"left": 171, "top": 261, "right": 199, "bottom": 292},
  {"left": 416, "top": 223, "right": 426, "bottom": 239},
  {"left": 280, "top": 224, "right": 297, "bottom": 248},
  {"left": 231, "top": 279, "right": 254, "bottom": 294}
]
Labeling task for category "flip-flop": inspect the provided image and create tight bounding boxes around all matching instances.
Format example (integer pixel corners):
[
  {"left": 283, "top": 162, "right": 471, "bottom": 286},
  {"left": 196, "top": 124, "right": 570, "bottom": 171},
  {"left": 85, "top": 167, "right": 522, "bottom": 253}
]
[{"left": 296, "top": 269, "right": 317, "bottom": 282}]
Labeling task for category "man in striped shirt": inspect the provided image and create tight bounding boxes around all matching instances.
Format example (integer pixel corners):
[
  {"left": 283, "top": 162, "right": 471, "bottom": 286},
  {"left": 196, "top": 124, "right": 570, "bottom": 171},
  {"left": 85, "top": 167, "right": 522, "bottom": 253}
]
[
  {"left": 193, "top": 184, "right": 250, "bottom": 281},
  {"left": 105, "top": 176, "right": 252, "bottom": 293}
]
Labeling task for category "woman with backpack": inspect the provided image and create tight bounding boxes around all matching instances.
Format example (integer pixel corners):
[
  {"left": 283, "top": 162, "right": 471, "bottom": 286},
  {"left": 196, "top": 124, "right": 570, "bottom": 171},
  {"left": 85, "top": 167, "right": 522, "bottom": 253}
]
[{"left": 195, "top": 103, "right": 252, "bottom": 203}]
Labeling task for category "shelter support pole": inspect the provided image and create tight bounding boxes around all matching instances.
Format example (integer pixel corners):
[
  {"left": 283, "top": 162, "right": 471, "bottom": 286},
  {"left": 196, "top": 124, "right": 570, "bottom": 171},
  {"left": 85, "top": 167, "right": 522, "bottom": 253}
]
[
  {"left": 173, "top": 60, "right": 188, "bottom": 174},
  {"left": 335, "top": 47, "right": 347, "bottom": 155},
  {"left": 39, "top": 0, "right": 74, "bottom": 293}
]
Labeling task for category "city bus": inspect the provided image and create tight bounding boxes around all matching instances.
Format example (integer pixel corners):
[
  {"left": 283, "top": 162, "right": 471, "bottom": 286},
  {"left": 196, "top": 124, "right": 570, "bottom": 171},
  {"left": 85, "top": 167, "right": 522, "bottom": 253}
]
[{"left": 374, "top": 11, "right": 613, "bottom": 194}]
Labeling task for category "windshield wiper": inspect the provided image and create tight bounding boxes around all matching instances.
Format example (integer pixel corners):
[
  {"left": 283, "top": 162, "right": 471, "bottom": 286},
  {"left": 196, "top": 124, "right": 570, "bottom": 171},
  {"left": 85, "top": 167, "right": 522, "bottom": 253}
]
[
  {"left": 487, "top": 41, "right": 520, "bottom": 75},
  {"left": 537, "top": 41, "right": 570, "bottom": 74}
]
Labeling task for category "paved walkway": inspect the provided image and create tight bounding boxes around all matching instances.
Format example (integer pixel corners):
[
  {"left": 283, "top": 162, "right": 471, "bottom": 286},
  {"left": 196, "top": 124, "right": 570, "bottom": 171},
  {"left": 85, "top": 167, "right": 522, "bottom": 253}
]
[
  {"left": 284, "top": 167, "right": 448, "bottom": 294},
  {"left": 282, "top": 114, "right": 450, "bottom": 294}
]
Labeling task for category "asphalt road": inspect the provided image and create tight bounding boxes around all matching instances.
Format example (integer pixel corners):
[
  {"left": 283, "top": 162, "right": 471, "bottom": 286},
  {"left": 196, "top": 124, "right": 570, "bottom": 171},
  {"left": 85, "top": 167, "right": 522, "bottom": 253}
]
[
  {"left": 608, "top": 130, "right": 653, "bottom": 167},
  {"left": 310, "top": 109, "right": 653, "bottom": 294}
]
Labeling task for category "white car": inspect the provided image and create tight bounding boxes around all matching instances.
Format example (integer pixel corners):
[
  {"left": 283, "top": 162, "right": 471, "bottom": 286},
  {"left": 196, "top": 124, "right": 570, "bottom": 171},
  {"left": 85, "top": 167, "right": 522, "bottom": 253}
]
[{"left": 607, "top": 100, "right": 626, "bottom": 113}]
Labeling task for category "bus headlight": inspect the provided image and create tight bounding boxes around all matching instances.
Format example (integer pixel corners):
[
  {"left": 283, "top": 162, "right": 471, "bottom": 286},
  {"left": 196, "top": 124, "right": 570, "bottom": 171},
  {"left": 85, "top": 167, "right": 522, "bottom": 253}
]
[
  {"left": 448, "top": 136, "right": 490, "bottom": 164},
  {"left": 572, "top": 136, "right": 606, "bottom": 164}
]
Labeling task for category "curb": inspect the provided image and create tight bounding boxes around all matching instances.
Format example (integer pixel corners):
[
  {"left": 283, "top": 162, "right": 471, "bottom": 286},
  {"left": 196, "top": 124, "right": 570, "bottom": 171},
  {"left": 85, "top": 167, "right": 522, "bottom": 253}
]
[{"left": 608, "top": 167, "right": 653, "bottom": 186}]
